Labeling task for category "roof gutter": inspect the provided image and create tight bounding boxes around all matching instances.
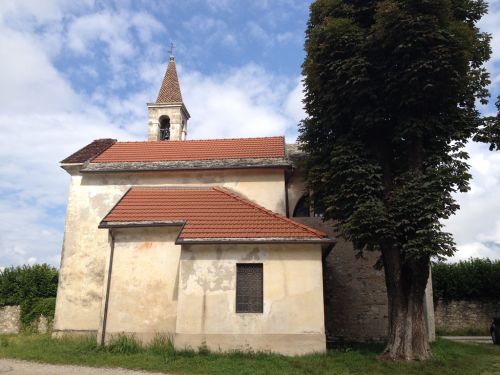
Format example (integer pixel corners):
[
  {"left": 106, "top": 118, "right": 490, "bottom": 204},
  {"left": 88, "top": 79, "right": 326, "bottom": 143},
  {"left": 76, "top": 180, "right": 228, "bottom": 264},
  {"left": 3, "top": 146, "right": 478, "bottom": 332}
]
[
  {"left": 176, "top": 237, "right": 336, "bottom": 245},
  {"left": 99, "top": 220, "right": 186, "bottom": 229}
]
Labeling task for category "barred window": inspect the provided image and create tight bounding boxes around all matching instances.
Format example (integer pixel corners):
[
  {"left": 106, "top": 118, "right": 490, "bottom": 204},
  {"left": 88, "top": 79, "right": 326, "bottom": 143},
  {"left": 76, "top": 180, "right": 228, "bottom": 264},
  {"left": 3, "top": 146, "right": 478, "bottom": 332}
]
[{"left": 236, "top": 263, "right": 263, "bottom": 313}]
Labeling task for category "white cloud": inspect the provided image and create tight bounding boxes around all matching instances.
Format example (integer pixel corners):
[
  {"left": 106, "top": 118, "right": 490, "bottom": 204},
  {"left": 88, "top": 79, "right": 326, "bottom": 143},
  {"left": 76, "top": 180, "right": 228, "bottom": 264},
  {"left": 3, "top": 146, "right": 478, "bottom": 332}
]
[
  {"left": 284, "top": 78, "right": 305, "bottom": 124},
  {"left": 181, "top": 64, "right": 300, "bottom": 140},
  {"left": 0, "top": 28, "right": 79, "bottom": 114},
  {"left": 449, "top": 242, "right": 500, "bottom": 262},
  {"left": 66, "top": 10, "right": 165, "bottom": 71},
  {"left": 444, "top": 142, "right": 500, "bottom": 261}
]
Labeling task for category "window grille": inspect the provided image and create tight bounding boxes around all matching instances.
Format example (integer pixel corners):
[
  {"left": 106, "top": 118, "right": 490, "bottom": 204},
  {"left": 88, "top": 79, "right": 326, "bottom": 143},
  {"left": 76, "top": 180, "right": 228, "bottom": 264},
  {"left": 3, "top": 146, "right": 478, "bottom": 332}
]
[{"left": 236, "top": 263, "right": 263, "bottom": 313}]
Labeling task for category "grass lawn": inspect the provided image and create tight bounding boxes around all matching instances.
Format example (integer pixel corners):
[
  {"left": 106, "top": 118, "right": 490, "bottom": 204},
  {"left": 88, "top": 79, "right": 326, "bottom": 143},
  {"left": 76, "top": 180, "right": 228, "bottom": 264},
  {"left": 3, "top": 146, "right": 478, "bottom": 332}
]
[{"left": 0, "top": 334, "right": 499, "bottom": 375}]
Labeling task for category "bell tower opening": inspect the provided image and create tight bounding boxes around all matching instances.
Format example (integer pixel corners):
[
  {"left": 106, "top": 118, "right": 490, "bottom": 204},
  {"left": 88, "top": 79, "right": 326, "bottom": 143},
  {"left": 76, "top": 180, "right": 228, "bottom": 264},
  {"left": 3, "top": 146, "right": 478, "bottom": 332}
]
[
  {"left": 159, "top": 116, "right": 171, "bottom": 141},
  {"left": 147, "top": 49, "right": 190, "bottom": 141}
]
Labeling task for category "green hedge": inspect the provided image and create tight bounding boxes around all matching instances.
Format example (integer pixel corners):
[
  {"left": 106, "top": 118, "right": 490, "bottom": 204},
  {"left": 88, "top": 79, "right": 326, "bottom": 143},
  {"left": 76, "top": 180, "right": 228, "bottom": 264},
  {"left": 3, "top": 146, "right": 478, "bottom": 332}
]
[
  {"left": 0, "top": 264, "right": 58, "bottom": 327},
  {"left": 432, "top": 258, "right": 500, "bottom": 300}
]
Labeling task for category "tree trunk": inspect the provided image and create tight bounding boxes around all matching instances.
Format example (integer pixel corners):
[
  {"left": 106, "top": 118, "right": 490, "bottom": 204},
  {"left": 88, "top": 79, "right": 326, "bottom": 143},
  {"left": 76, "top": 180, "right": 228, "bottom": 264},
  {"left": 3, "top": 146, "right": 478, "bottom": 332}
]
[{"left": 380, "top": 246, "right": 431, "bottom": 361}]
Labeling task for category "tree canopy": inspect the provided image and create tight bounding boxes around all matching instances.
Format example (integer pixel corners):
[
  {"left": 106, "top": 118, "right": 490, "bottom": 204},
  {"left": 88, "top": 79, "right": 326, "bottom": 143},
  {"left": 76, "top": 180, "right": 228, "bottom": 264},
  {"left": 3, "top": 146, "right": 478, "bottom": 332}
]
[{"left": 300, "top": 0, "right": 498, "bottom": 360}]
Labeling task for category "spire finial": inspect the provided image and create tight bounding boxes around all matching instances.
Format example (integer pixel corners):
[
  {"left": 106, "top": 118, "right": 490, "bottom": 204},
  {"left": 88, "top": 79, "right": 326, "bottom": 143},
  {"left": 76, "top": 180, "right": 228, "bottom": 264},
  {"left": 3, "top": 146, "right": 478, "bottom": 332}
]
[{"left": 169, "top": 42, "right": 175, "bottom": 61}]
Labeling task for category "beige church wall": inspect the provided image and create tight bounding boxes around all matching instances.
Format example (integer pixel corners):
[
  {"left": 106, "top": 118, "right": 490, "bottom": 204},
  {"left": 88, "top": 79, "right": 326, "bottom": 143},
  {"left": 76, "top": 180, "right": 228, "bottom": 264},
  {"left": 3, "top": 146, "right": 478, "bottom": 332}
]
[
  {"left": 81, "top": 168, "right": 287, "bottom": 215},
  {"left": 175, "top": 243, "right": 326, "bottom": 355},
  {"left": 54, "top": 167, "right": 286, "bottom": 336},
  {"left": 99, "top": 227, "right": 182, "bottom": 343},
  {"left": 53, "top": 173, "right": 129, "bottom": 335},
  {"left": 287, "top": 170, "right": 307, "bottom": 216}
]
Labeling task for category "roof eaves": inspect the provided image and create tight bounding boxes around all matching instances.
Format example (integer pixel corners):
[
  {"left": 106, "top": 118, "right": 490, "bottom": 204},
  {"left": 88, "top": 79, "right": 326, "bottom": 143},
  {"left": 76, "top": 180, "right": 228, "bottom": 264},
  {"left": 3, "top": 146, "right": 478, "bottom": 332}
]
[
  {"left": 176, "top": 237, "right": 335, "bottom": 244},
  {"left": 81, "top": 158, "right": 291, "bottom": 173},
  {"left": 213, "top": 187, "right": 328, "bottom": 238},
  {"left": 99, "top": 220, "right": 186, "bottom": 229}
]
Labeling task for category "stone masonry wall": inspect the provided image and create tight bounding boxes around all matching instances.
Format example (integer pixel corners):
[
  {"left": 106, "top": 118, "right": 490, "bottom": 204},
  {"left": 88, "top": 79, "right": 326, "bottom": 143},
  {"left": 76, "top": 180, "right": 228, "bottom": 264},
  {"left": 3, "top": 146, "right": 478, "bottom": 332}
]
[
  {"left": 295, "top": 218, "right": 389, "bottom": 343},
  {"left": 434, "top": 299, "right": 500, "bottom": 332},
  {"left": 0, "top": 305, "right": 20, "bottom": 334}
]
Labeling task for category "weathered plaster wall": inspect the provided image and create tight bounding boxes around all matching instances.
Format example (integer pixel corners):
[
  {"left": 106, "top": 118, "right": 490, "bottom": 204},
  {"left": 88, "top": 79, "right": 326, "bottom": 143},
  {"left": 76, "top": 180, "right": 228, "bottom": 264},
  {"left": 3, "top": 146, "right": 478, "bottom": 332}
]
[
  {"left": 54, "top": 168, "right": 286, "bottom": 335},
  {"left": 99, "top": 227, "right": 182, "bottom": 342},
  {"left": 287, "top": 170, "right": 307, "bottom": 217},
  {"left": 434, "top": 299, "right": 499, "bottom": 333},
  {"left": 175, "top": 243, "right": 326, "bottom": 355},
  {"left": 0, "top": 305, "right": 20, "bottom": 334},
  {"left": 298, "top": 217, "right": 390, "bottom": 343}
]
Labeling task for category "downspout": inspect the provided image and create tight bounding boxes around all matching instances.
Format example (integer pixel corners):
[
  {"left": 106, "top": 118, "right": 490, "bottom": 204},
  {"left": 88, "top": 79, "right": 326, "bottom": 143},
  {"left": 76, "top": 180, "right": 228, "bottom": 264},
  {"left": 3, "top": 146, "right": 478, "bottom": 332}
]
[
  {"left": 101, "top": 228, "right": 115, "bottom": 345},
  {"left": 284, "top": 170, "right": 290, "bottom": 218}
]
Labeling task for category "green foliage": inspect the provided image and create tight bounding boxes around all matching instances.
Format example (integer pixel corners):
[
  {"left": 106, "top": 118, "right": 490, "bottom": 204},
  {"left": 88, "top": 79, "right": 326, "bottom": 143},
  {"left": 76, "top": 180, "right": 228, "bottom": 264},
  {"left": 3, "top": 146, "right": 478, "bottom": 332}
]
[
  {"left": 432, "top": 258, "right": 500, "bottom": 300},
  {"left": 20, "top": 297, "right": 56, "bottom": 327},
  {"left": 0, "top": 264, "right": 58, "bottom": 305},
  {"left": 107, "top": 333, "right": 143, "bottom": 354},
  {"left": 300, "top": 0, "right": 497, "bottom": 263},
  {"left": 0, "top": 264, "right": 58, "bottom": 328}
]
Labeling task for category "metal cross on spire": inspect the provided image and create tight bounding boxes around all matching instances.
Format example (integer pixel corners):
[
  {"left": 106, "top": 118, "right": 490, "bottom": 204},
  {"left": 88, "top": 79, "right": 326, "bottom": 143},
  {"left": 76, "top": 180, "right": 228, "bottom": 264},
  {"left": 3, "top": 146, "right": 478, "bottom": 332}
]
[{"left": 169, "top": 42, "right": 175, "bottom": 59}]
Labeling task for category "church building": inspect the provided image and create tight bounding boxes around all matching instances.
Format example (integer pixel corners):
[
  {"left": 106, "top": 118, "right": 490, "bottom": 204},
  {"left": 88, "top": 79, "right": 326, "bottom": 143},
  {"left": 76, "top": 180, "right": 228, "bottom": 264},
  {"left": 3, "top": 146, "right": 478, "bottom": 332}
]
[{"left": 53, "top": 53, "right": 435, "bottom": 355}]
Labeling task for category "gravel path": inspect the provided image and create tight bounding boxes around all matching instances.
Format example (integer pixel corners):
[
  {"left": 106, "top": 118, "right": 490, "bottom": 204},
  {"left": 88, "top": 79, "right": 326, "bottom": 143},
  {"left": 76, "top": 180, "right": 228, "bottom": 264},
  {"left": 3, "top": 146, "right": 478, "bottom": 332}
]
[
  {"left": 442, "top": 336, "right": 492, "bottom": 344},
  {"left": 0, "top": 359, "right": 169, "bottom": 375}
]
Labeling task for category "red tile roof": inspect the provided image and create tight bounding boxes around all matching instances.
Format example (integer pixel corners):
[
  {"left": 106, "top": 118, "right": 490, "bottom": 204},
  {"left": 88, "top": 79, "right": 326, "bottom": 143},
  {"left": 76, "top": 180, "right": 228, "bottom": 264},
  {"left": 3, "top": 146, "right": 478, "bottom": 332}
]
[
  {"left": 100, "top": 187, "right": 328, "bottom": 242},
  {"left": 92, "top": 136, "right": 286, "bottom": 163},
  {"left": 61, "top": 139, "right": 116, "bottom": 164},
  {"left": 156, "top": 57, "right": 182, "bottom": 103}
]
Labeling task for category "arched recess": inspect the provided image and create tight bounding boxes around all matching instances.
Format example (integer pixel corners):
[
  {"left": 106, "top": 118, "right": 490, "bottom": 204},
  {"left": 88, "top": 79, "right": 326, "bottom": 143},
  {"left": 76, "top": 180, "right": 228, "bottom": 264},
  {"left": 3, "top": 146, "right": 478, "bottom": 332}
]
[
  {"left": 159, "top": 116, "right": 171, "bottom": 140},
  {"left": 292, "top": 194, "right": 310, "bottom": 217}
]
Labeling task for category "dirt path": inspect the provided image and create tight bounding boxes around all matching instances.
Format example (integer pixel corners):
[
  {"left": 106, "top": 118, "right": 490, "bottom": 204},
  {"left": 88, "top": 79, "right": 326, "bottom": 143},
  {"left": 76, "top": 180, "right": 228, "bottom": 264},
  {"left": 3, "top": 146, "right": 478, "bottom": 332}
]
[{"left": 0, "top": 359, "right": 169, "bottom": 375}]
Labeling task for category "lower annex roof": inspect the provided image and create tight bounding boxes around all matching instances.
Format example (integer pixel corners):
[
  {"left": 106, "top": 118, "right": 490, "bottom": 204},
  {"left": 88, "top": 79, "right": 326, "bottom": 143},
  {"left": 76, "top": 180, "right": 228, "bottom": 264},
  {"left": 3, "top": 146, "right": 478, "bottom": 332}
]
[{"left": 100, "top": 187, "right": 330, "bottom": 243}]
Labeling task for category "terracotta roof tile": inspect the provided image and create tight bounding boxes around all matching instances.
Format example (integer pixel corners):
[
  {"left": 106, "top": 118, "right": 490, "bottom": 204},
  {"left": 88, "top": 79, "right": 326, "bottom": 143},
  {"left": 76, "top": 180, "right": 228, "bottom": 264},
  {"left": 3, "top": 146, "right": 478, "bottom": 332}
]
[
  {"left": 61, "top": 139, "right": 116, "bottom": 164},
  {"left": 100, "top": 187, "right": 328, "bottom": 241},
  {"left": 92, "top": 136, "right": 285, "bottom": 163},
  {"left": 156, "top": 57, "right": 182, "bottom": 103}
]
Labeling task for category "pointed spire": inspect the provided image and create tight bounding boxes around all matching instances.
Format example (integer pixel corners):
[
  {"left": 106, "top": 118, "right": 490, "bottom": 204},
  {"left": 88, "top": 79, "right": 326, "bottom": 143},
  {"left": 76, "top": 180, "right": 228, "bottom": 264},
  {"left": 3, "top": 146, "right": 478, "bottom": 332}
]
[{"left": 156, "top": 52, "right": 183, "bottom": 104}]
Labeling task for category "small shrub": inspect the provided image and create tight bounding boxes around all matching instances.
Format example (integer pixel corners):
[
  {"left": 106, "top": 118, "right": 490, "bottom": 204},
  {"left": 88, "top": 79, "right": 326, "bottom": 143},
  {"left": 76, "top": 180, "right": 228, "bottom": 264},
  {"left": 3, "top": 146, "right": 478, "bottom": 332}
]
[
  {"left": 0, "top": 264, "right": 58, "bottom": 330},
  {"left": 107, "top": 333, "right": 142, "bottom": 354},
  {"left": 20, "top": 297, "right": 56, "bottom": 328},
  {"left": 198, "top": 340, "right": 210, "bottom": 356},
  {"left": 148, "top": 333, "right": 175, "bottom": 356}
]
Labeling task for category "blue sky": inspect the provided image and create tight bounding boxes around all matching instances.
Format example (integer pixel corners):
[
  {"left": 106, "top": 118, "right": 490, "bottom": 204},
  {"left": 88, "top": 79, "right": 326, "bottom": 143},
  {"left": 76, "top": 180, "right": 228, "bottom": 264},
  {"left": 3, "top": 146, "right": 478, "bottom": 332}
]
[{"left": 0, "top": 0, "right": 499, "bottom": 267}]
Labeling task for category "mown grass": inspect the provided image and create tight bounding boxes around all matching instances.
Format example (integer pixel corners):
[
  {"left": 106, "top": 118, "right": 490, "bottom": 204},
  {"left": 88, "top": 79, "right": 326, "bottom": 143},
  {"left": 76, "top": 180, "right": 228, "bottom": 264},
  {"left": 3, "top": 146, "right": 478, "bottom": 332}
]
[{"left": 0, "top": 334, "right": 499, "bottom": 375}]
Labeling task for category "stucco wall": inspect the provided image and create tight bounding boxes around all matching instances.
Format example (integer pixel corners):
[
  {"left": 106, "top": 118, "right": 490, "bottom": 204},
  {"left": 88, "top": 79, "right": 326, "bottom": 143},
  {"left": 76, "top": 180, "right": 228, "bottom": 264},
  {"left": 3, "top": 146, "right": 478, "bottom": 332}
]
[
  {"left": 100, "top": 227, "right": 182, "bottom": 342},
  {"left": 297, "top": 217, "right": 390, "bottom": 343},
  {"left": 54, "top": 168, "right": 286, "bottom": 335},
  {"left": 175, "top": 243, "right": 326, "bottom": 355}
]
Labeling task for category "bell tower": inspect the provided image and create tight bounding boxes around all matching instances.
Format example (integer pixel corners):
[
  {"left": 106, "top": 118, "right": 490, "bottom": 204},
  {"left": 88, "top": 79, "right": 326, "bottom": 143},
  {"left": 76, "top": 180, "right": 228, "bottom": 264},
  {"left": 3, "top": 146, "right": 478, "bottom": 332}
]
[{"left": 147, "top": 47, "right": 190, "bottom": 141}]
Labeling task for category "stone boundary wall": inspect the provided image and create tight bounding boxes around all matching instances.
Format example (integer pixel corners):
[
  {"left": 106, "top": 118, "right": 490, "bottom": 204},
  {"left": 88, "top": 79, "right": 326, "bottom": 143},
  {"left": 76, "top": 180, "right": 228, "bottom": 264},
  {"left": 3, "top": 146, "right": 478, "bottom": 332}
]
[
  {"left": 0, "top": 305, "right": 20, "bottom": 334},
  {"left": 434, "top": 299, "right": 500, "bottom": 332}
]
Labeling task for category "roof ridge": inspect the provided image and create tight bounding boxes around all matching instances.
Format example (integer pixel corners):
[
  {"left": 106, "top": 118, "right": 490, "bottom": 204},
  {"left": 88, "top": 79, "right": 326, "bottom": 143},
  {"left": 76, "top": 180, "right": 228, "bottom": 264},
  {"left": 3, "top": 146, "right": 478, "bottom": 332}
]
[
  {"left": 130, "top": 186, "right": 214, "bottom": 191},
  {"left": 112, "top": 136, "right": 285, "bottom": 144},
  {"left": 212, "top": 187, "right": 327, "bottom": 238}
]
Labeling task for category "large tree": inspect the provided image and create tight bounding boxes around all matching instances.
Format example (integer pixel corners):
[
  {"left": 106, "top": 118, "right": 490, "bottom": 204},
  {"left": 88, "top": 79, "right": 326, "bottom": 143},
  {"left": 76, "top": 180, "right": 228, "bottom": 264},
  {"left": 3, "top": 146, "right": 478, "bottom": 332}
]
[{"left": 300, "top": 0, "right": 499, "bottom": 360}]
